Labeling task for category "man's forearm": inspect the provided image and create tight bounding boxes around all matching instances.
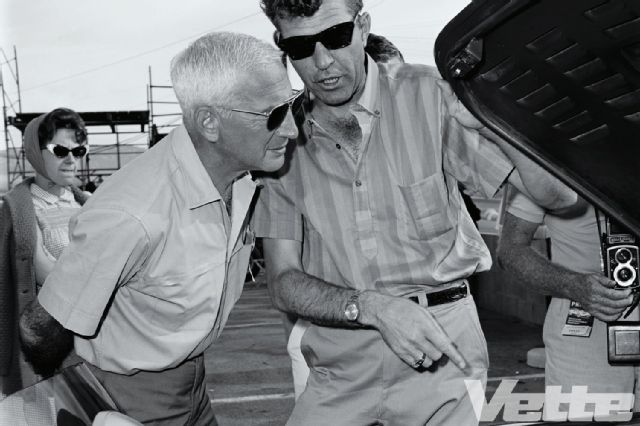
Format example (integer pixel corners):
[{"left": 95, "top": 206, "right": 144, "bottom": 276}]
[
  {"left": 497, "top": 243, "right": 582, "bottom": 300},
  {"left": 19, "top": 299, "right": 74, "bottom": 377},
  {"left": 269, "top": 269, "right": 382, "bottom": 328}
]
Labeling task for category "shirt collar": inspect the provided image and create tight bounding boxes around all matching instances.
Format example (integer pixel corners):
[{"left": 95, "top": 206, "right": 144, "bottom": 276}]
[
  {"left": 170, "top": 125, "right": 222, "bottom": 209},
  {"left": 169, "top": 125, "right": 258, "bottom": 210},
  {"left": 30, "top": 183, "right": 74, "bottom": 205},
  {"left": 354, "top": 54, "right": 380, "bottom": 116}
]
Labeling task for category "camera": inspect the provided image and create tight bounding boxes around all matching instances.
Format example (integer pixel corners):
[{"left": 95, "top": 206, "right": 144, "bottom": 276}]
[{"left": 602, "top": 217, "right": 640, "bottom": 290}]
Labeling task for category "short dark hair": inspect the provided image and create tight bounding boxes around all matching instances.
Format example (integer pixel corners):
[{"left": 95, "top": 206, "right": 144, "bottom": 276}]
[
  {"left": 365, "top": 33, "right": 404, "bottom": 64},
  {"left": 273, "top": 30, "right": 288, "bottom": 67},
  {"left": 261, "top": 0, "right": 364, "bottom": 29},
  {"left": 37, "top": 107, "right": 87, "bottom": 149}
]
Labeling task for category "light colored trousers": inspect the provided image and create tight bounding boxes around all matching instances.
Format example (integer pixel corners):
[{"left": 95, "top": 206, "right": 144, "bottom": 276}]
[
  {"left": 287, "top": 296, "right": 489, "bottom": 426},
  {"left": 288, "top": 319, "right": 311, "bottom": 400},
  {"left": 543, "top": 297, "right": 640, "bottom": 421}
]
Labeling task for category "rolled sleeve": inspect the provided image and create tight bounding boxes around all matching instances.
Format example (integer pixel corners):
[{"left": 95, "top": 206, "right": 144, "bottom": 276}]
[
  {"left": 253, "top": 176, "right": 303, "bottom": 241},
  {"left": 441, "top": 90, "right": 514, "bottom": 198},
  {"left": 506, "top": 188, "right": 545, "bottom": 225},
  {"left": 38, "top": 208, "right": 149, "bottom": 337}
]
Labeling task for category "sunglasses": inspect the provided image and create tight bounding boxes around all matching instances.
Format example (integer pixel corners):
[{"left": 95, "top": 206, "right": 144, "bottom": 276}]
[
  {"left": 45, "top": 143, "right": 88, "bottom": 159},
  {"left": 227, "top": 90, "right": 304, "bottom": 131},
  {"left": 277, "top": 18, "right": 357, "bottom": 60}
]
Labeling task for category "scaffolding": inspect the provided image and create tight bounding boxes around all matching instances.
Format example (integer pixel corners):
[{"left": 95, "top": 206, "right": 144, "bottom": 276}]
[
  {"left": 147, "top": 67, "right": 182, "bottom": 147},
  {"left": 1, "top": 49, "right": 185, "bottom": 191},
  {"left": 1, "top": 47, "right": 23, "bottom": 190}
]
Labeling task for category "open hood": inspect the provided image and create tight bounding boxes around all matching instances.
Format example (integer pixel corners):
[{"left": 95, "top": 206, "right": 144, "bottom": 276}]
[{"left": 435, "top": 0, "right": 640, "bottom": 235}]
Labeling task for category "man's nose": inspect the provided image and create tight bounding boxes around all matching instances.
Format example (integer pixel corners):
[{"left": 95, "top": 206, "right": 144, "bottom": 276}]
[
  {"left": 312, "top": 42, "right": 334, "bottom": 70},
  {"left": 276, "top": 110, "right": 299, "bottom": 139}
]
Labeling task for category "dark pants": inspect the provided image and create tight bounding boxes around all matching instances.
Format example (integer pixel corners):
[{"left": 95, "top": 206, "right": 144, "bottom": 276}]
[{"left": 87, "top": 355, "right": 217, "bottom": 425}]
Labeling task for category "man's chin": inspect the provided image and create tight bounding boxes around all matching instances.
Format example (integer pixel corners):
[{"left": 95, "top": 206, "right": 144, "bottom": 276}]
[
  {"left": 313, "top": 88, "right": 356, "bottom": 108},
  {"left": 260, "top": 158, "right": 286, "bottom": 173}
]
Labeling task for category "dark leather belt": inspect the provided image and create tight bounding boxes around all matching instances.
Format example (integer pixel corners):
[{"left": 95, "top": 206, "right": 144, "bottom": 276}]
[{"left": 409, "top": 282, "right": 468, "bottom": 306}]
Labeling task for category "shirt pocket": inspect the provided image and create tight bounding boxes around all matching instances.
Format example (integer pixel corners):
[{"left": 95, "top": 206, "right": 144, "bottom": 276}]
[
  {"left": 398, "top": 174, "right": 452, "bottom": 240},
  {"left": 139, "top": 263, "right": 222, "bottom": 332}
]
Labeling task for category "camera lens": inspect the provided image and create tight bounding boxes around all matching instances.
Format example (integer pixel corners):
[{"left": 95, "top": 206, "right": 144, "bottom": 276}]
[
  {"left": 615, "top": 266, "right": 635, "bottom": 285},
  {"left": 616, "top": 248, "right": 633, "bottom": 264}
]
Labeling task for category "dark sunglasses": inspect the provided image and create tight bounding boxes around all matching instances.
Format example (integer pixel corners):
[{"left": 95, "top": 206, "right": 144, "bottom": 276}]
[
  {"left": 45, "top": 143, "right": 88, "bottom": 159},
  {"left": 228, "top": 90, "right": 304, "bottom": 131},
  {"left": 277, "top": 18, "right": 357, "bottom": 60}
]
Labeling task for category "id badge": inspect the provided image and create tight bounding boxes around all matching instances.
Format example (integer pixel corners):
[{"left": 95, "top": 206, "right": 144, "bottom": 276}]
[{"left": 561, "top": 301, "right": 594, "bottom": 337}]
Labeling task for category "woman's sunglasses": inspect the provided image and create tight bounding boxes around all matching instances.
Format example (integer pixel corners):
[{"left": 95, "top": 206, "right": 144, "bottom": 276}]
[
  {"left": 45, "top": 143, "right": 88, "bottom": 159},
  {"left": 277, "top": 18, "right": 357, "bottom": 60},
  {"left": 227, "top": 90, "right": 304, "bottom": 131}
]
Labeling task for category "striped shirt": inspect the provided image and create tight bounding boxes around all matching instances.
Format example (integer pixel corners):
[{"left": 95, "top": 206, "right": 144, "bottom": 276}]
[
  {"left": 254, "top": 59, "right": 513, "bottom": 296},
  {"left": 30, "top": 184, "right": 81, "bottom": 259}
]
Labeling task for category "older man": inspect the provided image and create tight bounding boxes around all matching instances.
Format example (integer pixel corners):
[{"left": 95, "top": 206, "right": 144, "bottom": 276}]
[
  {"left": 255, "top": 0, "right": 577, "bottom": 424},
  {"left": 19, "top": 32, "right": 298, "bottom": 425}
]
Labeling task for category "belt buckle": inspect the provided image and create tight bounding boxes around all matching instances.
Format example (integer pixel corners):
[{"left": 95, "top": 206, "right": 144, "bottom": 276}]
[
  {"left": 450, "top": 290, "right": 466, "bottom": 302},
  {"left": 446, "top": 282, "right": 467, "bottom": 302}
]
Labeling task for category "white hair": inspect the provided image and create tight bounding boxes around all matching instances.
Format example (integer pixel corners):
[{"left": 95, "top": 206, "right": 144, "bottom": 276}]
[{"left": 170, "top": 32, "right": 283, "bottom": 121}]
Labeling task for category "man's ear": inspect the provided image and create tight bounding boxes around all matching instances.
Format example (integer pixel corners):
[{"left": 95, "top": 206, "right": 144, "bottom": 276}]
[
  {"left": 359, "top": 12, "right": 371, "bottom": 44},
  {"left": 195, "top": 107, "right": 220, "bottom": 142}
]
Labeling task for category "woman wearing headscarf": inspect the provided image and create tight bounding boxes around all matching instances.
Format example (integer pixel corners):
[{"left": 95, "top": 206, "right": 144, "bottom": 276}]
[{"left": 0, "top": 107, "right": 90, "bottom": 396}]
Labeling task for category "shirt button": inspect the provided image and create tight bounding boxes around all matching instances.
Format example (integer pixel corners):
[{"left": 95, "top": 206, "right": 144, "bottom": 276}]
[
  {"left": 374, "top": 110, "right": 381, "bottom": 116},
  {"left": 336, "top": 144, "right": 341, "bottom": 149},
  {"left": 355, "top": 180, "right": 362, "bottom": 187}
]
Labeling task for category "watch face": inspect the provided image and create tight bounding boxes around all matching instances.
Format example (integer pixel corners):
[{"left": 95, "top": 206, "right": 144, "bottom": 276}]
[{"left": 345, "top": 303, "right": 359, "bottom": 321}]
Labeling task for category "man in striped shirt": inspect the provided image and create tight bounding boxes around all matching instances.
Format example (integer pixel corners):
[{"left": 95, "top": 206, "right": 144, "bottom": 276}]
[{"left": 257, "top": 0, "right": 577, "bottom": 424}]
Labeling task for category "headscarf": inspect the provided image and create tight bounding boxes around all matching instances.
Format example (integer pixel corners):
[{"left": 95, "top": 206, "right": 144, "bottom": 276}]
[{"left": 23, "top": 113, "right": 49, "bottom": 179}]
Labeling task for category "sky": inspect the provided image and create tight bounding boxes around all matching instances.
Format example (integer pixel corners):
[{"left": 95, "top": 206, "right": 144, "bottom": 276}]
[{"left": 0, "top": 0, "right": 471, "bottom": 145}]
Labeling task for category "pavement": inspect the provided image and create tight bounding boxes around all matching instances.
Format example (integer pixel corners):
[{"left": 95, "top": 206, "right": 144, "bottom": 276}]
[{"left": 205, "top": 278, "right": 548, "bottom": 426}]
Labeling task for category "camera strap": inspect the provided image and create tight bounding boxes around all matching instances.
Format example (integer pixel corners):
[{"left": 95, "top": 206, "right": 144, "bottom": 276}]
[{"left": 594, "top": 207, "right": 606, "bottom": 270}]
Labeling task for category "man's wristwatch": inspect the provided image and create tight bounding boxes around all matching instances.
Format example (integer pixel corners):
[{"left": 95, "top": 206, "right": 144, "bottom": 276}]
[{"left": 344, "top": 291, "right": 363, "bottom": 322}]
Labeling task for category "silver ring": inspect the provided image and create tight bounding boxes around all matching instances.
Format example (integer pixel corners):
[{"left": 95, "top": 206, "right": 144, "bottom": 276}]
[{"left": 413, "top": 352, "right": 427, "bottom": 369}]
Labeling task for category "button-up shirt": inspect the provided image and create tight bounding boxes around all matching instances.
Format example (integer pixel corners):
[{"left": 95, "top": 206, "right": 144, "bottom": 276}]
[
  {"left": 254, "top": 58, "right": 513, "bottom": 296},
  {"left": 39, "top": 126, "right": 257, "bottom": 374},
  {"left": 30, "top": 184, "right": 81, "bottom": 259}
]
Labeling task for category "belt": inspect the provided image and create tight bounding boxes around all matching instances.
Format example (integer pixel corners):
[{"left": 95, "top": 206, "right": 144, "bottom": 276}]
[{"left": 409, "top": 282, "right": 468, "bottom": 306}]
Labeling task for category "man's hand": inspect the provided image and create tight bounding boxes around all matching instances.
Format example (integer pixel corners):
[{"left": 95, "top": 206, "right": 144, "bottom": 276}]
[
  {"left": 19, "top": 299, "right": 73, "bottom": 377},
  {"left": 570, "top": 273, "right": 634, "bottom": 322},
  {"left": 359, "top": 291, "right": 467, "bottom": 370},
  {"left": 499, "top": 210, "right": 634, "bottom": 323},
  {"left": 264, "top": 238, "right": 468, "bottom": 370}
]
